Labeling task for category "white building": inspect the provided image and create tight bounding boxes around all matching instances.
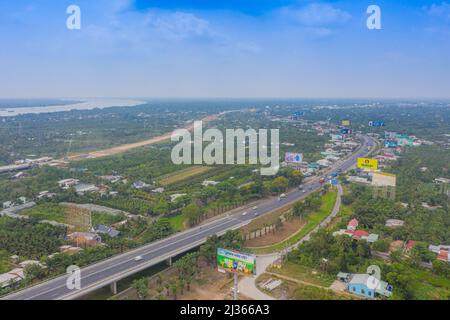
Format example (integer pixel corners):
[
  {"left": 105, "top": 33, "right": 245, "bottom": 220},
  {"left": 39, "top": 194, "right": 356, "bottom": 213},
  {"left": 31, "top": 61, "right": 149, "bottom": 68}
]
[
  {"left": 2, "top": 201, "right": 13, "bottom": 209},
  {"left": 37, "top": 191, "right": 56, "bottom": 199},
  {"left": 316, "top": 159, "right": 331, "bottom": 167},
  {"left": 347, "top": 176, "right": 371, "bottom": 185},
  {"left": 0, "top": 268, "right": 25, "bottom": 288},
  {"left": 170, "top": 193, "right": 187, "bottom": 202},
  {"left": 19, "top": 260, "right": 45, "bottom": 269},
  {"left": 202, "top": 180, "right": 219, "bottom": 187},
  {"left": 385, "top": 219, "right": 405, "bottom": 228},
  {"left": 58, "top": 178, "right": 80, "bottom": 189},
  {"left": 74, "top": 183, "right": 98, "bottom": 195}
]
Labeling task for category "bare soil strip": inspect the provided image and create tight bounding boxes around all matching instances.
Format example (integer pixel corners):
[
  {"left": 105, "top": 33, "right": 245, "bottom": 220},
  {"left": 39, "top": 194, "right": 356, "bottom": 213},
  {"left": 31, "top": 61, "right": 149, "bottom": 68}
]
[{"left": 64, "top": 114, "right": 219, "bottom": 161}]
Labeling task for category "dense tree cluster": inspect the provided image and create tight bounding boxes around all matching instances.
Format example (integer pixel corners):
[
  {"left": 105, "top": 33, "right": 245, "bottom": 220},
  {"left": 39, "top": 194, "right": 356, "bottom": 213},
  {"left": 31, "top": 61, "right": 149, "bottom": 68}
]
[
  {"left": 0, "top": 217, "right": 66, "bottom": 259},
  {"left": 288, "top": 230, "right": 372, "bottom": 275}
]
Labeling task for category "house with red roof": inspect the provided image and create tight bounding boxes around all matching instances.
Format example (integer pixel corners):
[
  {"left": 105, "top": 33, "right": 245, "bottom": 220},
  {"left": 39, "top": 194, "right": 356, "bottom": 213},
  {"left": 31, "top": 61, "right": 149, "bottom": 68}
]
[
  {"left": 347, "top": 218, "right": 359, "bottom": 231},
  {"left": 405, "top": 240, "right": 417, "bottom": 253},
  {"left": 333, "top": 218, "right": 378, "bottom": 243},
  {"left": 352, "top": 230, "right": 369, "bottom": 240},
  {"left": 437, "top": 250, "right": 449, "bottom": 262}
]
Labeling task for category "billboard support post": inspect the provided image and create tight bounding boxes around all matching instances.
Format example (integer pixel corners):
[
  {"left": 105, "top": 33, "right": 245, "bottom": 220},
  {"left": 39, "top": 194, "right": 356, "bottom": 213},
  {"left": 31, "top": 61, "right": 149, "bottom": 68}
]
[
  {"left": 217, "top": 248, "right": 256, "bottom": 300},
  {"left": 233, "top": 273, "right": 238, "bottom": 300}
]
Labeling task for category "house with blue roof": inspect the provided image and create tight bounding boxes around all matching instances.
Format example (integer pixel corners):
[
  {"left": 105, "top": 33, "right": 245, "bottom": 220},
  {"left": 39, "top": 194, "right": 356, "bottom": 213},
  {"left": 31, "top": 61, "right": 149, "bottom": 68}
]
[
  {"left": 339, "top": 273, "right": 393, "bottom": 299},
  {"left": 92, "top": 224, "right": 120, "bottom": 238}
]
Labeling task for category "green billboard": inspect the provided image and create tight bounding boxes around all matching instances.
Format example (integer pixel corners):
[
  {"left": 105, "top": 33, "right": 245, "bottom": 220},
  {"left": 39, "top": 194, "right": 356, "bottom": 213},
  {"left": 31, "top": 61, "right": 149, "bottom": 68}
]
[{"left": 217, "top": 248, "right": 256, "bottom": 275}]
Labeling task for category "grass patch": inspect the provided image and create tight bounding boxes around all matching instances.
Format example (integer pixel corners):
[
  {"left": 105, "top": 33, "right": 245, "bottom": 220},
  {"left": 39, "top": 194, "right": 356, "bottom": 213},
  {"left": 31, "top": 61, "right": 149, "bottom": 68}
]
[
  {"left": 167, "top": 213, "right": 187, "bottom": 231},
  {"left": 92, "top": 212, "right": 126, "bottom": 226},
  {"left": 256, "top": 272, "right": 350, "bottom": 300},
  {"left": 23, "top": 203, "right": 66, "bottom": 223},
  {"left": 248, "top": 190, "right": 337, "bottom": 254},
  {"left": 158, "top": 166, "right": 213, "bottom": 186},
  {"left": 408, "top": 268, "right": 450, "bottom": 300},
  {"left": 293, "top": 282, "right": 349, "bottom": 300},
  {"left": 0, "top": 250, "right": 12, "bottom": 274},
  {"left": 269, "top": 261, "right": 335, "bottom": 287},
  {"left": 326, "top": 201, "right": 353, "bottom": 231},
  {"left": 23, "top": 203, "right": 125, "bottom": 227},
  {"left": 240, "top": 205, "right": 292, "bottom": 235}
]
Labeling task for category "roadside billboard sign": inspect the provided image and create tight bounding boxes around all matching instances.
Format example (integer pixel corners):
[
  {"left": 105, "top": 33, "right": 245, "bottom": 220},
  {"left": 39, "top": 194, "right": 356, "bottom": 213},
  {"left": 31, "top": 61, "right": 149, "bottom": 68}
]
[
  {"left": 384, "top": 140, "right": 398, "bottom": 148},
  {"left": 357, "top": 158, "right": 378, "bottom": 170},
  {"left": 291, "top": 111, "right": 305, "bottom": 120},
  {"left": 217, "top": 248, "right": 256, "bottom": 275},
  {"left": 385, "top": 131, "right": 397, "bottom": 139},
  {"left": 341, "top": 128, "right": 353, "bottom": 135},
  {"left": 331, "top": 134, "right": 343, "bottom": 141},
  {"left": 285, "top": 152, "right": 303, "bottom": 164},
  {"left": 369, "top": 121, "right": 385, "bottom": 127}
]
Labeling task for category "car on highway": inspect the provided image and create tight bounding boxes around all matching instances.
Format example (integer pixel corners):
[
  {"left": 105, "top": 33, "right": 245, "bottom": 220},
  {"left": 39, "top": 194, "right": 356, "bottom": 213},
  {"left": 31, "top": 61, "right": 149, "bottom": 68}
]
[
  {"left": 252, "top": 206, "right": 258, "bottom": 210},
  {"left": 134, "top": 256, "right": 143, "bottom": 262},
  {"left": 242, "top": 211, "right": 248, "bottom": 216}
]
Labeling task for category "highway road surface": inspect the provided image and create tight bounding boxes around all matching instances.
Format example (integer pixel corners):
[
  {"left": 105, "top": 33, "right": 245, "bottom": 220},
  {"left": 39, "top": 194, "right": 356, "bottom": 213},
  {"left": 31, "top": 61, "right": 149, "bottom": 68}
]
[{"left": 2, "top": 135, "right": 375, "bottom": 300}]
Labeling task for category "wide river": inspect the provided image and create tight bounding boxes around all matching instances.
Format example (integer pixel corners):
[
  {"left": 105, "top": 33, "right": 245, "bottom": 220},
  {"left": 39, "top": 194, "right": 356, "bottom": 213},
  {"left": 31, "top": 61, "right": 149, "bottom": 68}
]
[{"left": 0, "top": 98, "right": 146, "bottom": 117}]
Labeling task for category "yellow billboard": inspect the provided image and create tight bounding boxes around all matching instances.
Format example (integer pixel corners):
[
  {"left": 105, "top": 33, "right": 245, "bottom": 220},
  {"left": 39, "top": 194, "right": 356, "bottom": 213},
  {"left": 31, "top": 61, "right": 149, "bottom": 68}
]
[
  {"left": 357, "top": 158, "right": 378, "bottom": 170},
  {"left": 342, "top": 120, "right": 350, "bottom": 126}
]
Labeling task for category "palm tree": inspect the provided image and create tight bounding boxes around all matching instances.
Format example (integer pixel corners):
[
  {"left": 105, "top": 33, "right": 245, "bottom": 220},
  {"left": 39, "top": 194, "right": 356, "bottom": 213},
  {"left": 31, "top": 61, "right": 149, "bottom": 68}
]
[{"left": 170, "top": 282, "right": 178, "bottom": 299}]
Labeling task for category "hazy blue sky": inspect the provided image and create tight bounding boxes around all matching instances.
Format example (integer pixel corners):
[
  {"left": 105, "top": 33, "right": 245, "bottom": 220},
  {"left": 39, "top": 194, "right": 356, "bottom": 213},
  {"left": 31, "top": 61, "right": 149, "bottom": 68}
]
[{"left": 1, "top": 0, "right": 450, "bottom": 99}]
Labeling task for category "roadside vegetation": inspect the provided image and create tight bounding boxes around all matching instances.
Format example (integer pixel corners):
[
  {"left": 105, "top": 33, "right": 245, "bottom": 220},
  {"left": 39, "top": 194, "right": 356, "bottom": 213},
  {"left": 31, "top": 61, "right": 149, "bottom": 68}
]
[
  {"left": 248, "top": 189, "right": 337, "bottom": 254},
  {"left": 276, "top": 144, "right": 450, "bottom": 300}
]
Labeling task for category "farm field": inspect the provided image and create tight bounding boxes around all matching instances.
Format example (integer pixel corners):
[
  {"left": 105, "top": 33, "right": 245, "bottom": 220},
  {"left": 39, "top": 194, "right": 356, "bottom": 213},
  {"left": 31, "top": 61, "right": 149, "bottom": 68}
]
[
  {"left": 22, "top": 203, "right": 125, "bottom": 230},
  {"left": 158, "top": 166, "right": 213, "bottom": 186},
  {"left": 268, "top": 262, "right": 335, "bottom": 287}
]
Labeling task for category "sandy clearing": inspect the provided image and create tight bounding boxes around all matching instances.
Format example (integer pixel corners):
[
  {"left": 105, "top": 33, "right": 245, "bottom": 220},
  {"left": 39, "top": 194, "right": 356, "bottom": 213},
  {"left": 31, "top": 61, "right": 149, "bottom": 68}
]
[{"left": 64, "top": 113, "right": 220, "bottom": 161}]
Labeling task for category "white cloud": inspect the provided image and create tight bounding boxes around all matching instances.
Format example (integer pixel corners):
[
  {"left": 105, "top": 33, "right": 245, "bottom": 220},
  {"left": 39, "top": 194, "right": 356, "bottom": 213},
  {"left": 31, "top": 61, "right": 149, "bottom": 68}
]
[
  {"left": 143, "top": 11, "right": 212, "bottom": 40},
  {"left": 278, "top": 2, "right": 351, "bottom": 26},
  {"left": 426, "top": 2, "right": 450, "bottom": 19}
]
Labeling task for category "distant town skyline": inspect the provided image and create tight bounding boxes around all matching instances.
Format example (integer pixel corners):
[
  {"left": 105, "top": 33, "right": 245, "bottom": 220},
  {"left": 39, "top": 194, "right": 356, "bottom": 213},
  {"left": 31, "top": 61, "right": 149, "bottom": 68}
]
[{"left": 1, "top": 0, "right": 450, "bottom": 99}]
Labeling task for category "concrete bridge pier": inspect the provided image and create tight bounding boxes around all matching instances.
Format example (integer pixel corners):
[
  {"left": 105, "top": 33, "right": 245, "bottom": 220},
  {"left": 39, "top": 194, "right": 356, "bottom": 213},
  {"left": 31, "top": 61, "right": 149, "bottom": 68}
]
[
  {"left": 166, "top": 257, "right": 172, "bottom": 266},
  {"left": 110, "top": 281, "right": 118, "bottom": 295}
]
